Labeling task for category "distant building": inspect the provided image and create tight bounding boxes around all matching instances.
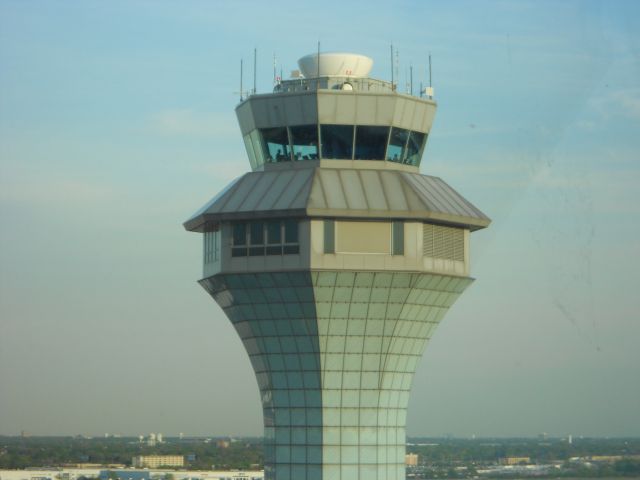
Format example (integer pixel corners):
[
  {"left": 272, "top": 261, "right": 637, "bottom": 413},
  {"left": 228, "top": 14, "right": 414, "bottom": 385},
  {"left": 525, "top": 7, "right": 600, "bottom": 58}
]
[
  {"left": 589, "top": 455, "right": 624, "bottom": 462},
  {"left": 131, "top": 456, "right": 185, "bottom": 468},
  {"left": 500, "top": 457, "right": 531, "bottom": 465},
  {"left": 216, "top": 440, "right": 230, "bottom": 449},
  {"left": 405, "top": 453, "right": 419, "bottom": 466}
]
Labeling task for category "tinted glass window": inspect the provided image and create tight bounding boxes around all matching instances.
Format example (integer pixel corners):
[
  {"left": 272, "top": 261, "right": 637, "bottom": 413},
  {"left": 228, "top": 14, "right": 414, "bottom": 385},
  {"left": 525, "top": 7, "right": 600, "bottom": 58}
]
[
  {"left": 387, "top": 127, "right": 409, "bottom": 163},
  {"left": 250, "top": 222, "right": 264, "bottom": 244},
  {"left": 261, "top": 127, "right": 291, "bottom": 162},
  {"left": 354, "top": 126, "right": 389, "bottom": 160},
  {"left": 320, "top": 125, "right": 354, "bottom": 159},
  {"left": 267, "top": 221, "right": 281, "bottom": 244},
  {"left": 233, "top": 224, "right": 247, "bottom": 245},
  {"left": 249, "top": 129, "right": 265, "bottom": 168},
  {"left": 406, "top": 131, "right": 427, "bottom": 166},
  {"left": 290, "top": 125, "right": 318, "bottom": 160},
  {"left": 284, "top": 219, "right": 298, "bottom": 243}
]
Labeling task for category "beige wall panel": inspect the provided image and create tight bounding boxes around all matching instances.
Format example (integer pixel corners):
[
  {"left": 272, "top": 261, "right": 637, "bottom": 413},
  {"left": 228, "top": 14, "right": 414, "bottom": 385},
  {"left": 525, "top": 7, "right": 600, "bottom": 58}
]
[
  {"left": 336, "top": 221, "right": 391, "bottom": 254},
  {"left": 310, "top": 219, "right": 324, "bottom": 255},
  {"left": 405, "top": 222, "right": 421, "bottom": 262},
  {"left": 362, "top": 254, "right": 386, "bottom": 270},
  {"left": 421, "top": 104, "right": 437, "bottom": 132},
  {"left": 376, "top": 96, "right": 396, "bottom": 124},
  {"left": 342, "top": 255, "right": 366, "bottom": 270},
  {"left": 283, "top": 94, "right": 318, "bottom": 126},
  {"left": 392, "top": 97, "right": 407, "bottom": 126},
  {"left": 267, "top": 97, "right": 287, "bottom": 126},
  {"left": 250, "top": 98, "right": 271, "bottom": 129},
  {"left": 401, "top": 100, "right": 416, "bottom": 130},
  {"left": 384, "top": 255, "right": 408, "bottom": 270},
  {"left": 355, "top": 95, "right": 377, "bottom": 125},
  {"left": 317, "top": 94, "right": 337, "bottom": 123},
  {"left": 410, "top": 102, "right": 427, "bottom": 132},
  {"left": 299, "top": 94, "right": 319, "bottom": 124},
  {"left": 334, "top": 93, "right": 357, "bottom": 124},
  {"left": 283, "top": 95, "right": 304, "bottom": 125}
]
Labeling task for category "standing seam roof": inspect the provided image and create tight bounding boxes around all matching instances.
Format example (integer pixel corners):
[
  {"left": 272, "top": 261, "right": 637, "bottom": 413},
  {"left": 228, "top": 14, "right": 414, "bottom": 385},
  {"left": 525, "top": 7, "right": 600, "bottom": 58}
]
[{"left": 183, "top": 167, "right": 490, "bottom": 231}]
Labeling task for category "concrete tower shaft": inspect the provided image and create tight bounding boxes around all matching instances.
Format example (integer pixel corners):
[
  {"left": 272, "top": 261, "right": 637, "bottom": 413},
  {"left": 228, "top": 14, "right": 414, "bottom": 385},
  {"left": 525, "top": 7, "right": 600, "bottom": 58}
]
[{"left": 185, "top": 52, "right": 490, "bottom": 480}]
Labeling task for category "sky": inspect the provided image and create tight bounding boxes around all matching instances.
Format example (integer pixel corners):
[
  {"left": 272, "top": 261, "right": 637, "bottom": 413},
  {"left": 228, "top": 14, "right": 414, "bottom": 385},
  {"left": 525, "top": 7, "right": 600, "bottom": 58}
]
[{"left": 0, "top": 0, "right": 639, "bottom": 438}]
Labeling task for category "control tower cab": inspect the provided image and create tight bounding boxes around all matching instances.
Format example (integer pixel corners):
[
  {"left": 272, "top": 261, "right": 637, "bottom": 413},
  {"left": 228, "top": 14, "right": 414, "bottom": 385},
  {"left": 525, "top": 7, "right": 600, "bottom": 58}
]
[{"left": 238, "top": 52, "right": 433, "bottom": 170}]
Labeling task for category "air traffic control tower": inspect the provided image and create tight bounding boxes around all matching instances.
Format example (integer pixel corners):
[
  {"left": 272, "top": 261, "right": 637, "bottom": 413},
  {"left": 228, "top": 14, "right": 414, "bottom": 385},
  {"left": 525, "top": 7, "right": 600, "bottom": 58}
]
[{"left": 184, "top": 52, "right": 490, "bottom": 480}]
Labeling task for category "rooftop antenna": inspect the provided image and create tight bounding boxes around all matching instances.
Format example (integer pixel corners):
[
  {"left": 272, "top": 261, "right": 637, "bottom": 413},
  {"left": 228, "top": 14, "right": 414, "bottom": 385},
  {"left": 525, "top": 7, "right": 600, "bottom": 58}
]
[
  {"left": 273, "top": 53, "right": 277, "bottom": 86},
  {"left": 410, "top": 64, "right": 414, "bottom": 96},
  {"left": 395, "top": 48, "right": 400, "bottom": 92},
  {"left": 253, "top": 48, "right": 257, "bottom": 94},
  {"left": 239, "top": 58, "right": 244, "bottom": 101},
  {"left": 428, "top": 52, "right": 433, "bottom": 99},
  {"left": 390, "top": 44, "right": 394, "bottom": 89},
  {"left": 405, "top": 66, "right": 409, "bottom": 93}
]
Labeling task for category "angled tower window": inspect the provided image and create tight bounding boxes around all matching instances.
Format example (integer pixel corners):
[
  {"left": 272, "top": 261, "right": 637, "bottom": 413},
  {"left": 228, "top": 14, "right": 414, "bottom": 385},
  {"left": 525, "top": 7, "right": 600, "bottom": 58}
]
[
  {"left": 387, "top": 127, "right": 409, "bottom": 163},
  {"left": 283, "top": 219, "right": 299, "bottom": 254},
  {"left": 243, "top": 134, "right": 258, "bottom": 170},
  {"left": 249, "top": 221, "right": 265, "bottom": 256},
  {"left": 290, "top": 125, "right": 319, "bottom": 160},
  {"left": 405, "top": 131, "right": 427, "bottom": 166},
  {"left": 320, "top": 124, "right": 354, "bottom": 159},
  {"left": 232, "top": 223, "right": 247, "bottom": 257},
  {"left": 354, "top": 125, "right": 389, "bottom": 160},
  {"left": 266, "top": 220, "right": 282, "bottom": 255},
  {"left": 203, "top": 230, "right": 220, "bottom": 263},
  {"left": 261, "top": 127, "right": 291, "bottom": 162},
  {"left": 249, "top": 129, "right": 266, "bottom": 168}
]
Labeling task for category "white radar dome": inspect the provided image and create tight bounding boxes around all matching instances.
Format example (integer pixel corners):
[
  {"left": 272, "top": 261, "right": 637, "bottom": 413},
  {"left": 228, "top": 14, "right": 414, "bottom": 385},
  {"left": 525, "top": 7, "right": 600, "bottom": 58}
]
[{"left": 297, "top": 52, "right": 373, "bottom": 78}]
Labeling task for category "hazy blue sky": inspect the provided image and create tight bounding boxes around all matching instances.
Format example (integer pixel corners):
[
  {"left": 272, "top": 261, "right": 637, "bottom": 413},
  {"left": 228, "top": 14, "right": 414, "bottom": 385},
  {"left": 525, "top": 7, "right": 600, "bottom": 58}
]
[{"left": 1, "top": 0, "right": 639, "bottom": 438}]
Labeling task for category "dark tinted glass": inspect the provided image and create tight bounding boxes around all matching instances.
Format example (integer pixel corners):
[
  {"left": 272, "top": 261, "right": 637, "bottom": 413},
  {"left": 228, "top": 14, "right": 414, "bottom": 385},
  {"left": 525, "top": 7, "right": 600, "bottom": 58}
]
[
  {"left": 261, "top": 127, "right": 291, "bottom": 162},
  {"left": 406, "top": 131, "right": 427, "bottom": 166},
  {"left": 354, "top": 125, "right": 389, "bottom": 160},
  {"left": 320, "top": 124, "right": 354, "bottom": 159},
  {"left": 250, "top": 222, "right": 264, "bottom": 244},
  {"left": 290, "top": 125, "right": 319, "bottom": 160},
  {"left": 284, "top": 219, "right": 298, "bottom": 243},
  {"left": 233, "top": 223, "right": 247, "bottom": 245},
  {"left": 387, "top": 127, "right": 409, "bottom": 162},
  {"left": 267, "top": 221, "right": 281, "bottom": 244}
]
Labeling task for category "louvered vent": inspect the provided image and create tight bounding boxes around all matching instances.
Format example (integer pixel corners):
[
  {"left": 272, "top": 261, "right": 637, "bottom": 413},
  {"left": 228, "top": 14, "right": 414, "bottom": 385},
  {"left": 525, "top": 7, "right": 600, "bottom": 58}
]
[{"left": 423, "top": 223, "right": 464, "bottom": 261}]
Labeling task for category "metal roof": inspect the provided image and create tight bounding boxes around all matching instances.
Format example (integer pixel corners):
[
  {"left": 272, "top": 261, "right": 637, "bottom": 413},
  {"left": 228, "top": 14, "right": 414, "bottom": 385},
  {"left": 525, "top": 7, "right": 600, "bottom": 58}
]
[{"left": 184, "top": 167, "right": 490, "bottom": 232}]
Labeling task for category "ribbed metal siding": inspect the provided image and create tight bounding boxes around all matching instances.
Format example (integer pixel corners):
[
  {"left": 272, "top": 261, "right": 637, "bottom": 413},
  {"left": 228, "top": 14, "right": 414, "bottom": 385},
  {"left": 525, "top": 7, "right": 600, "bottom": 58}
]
[{"left": 423, "top": 223, "right": 464, "bottom": 261}]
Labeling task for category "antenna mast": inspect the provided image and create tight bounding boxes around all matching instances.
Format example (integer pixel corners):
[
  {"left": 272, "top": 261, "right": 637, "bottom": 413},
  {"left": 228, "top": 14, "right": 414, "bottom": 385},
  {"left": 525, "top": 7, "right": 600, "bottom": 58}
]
[
  {"left": 410, "top": 64, "right": 413, "bottom": 95},
  {"left": 390, "top": 44, "right": 394, "bottom": 89},
  {"left": 253, "top": 48, "right": 257, "bottom": 94},
  {"left": 428, "top": 52, "right": 433, "bottom": 99},
  {"left": 240, "top": 58, "right": 243, "bottom": 101}
]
